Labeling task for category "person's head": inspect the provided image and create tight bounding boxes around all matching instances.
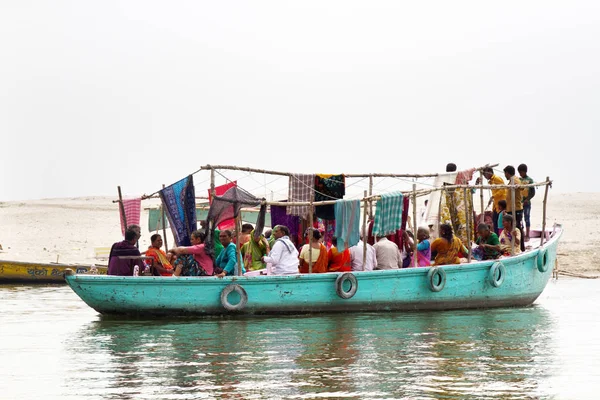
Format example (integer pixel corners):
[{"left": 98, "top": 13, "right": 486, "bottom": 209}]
[
  {"left": 503, "top": 213, "right": 514, "bottom": 230},
  {"left": 417, "top": 227, "right": 430, "bottom": 242},
  {"left": 446, "top": 163, "right": 457, "bottom": 172},
  {"left": 241, "top": 223, "right": 254, "bottom": 234},
  {"left": 483, "top": 167, "right": 494, "bottom": 180},
  {"left": 191, "top": 230, "right": 206, "bottom": 245},
  {"left": 150, "top": 234, "right": 162, "bottom": 248},
  {"left": 477, "top": 223, "right": 491, "bottom": 239},
  {"left": 272, "top": 225, "right": 289, "bottom": 240},
  {"left": 125, "top": 226, "right": 141, "bottom": 243},
  {"left": 264, "top": 229, "right": 272, "bottom": 239},
  {"left": 219, "top": 229, "right": 233, "bottom": 246},
  {"left": 498, "top": 199, "right": 507, "bottom": 211},
  {"left": 439, "top": 223, "right": 454, "bottom": 242},
  {"left": 331, "top": 237, "right": 338, "bottom": 247},
  {"left": 503, "top": 165, "right": 516, "bottom": 180},
  {"left": 309, "top": 229, "right": 321, "bottom": 242},
  {"left": 518, "top": 163, "right": 528, "bottom": 178}
]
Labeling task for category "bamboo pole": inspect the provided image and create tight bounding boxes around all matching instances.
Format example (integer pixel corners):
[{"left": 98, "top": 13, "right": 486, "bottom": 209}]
[
  {"left": 479, "top": 170, "right": 485, "bottom": 224},
  {"left": 117, "top": 186, "right": 127, "bottom": 233},
  {"left": 210, "top": 168, "right": 216, "bottom": 201},
  {"left": 510, "top": 177, "right": 516, "bottom": 256},
  {"left": 362, "top": 190, "right": 368, "bottom": 271},
  {"left": 236, "top": 214, "right": 242, "bottom": 276},
  {"left": 412, "top": 184, "right": 418, "bottom": 268},
  {"left": 541, "top": 176, "right": 550, "bottom": 247},
  {"left": 464, "top": 187, "right": 472, "bottom": 263},
  {"left": 369, "top": 176, "right": 374, "bottom": 218},
  {"left": 161, "top": 184, "right": 168, "bottom": 252},
  {"left": 308, "top": 204, "right": 313, "bottom": 274}
]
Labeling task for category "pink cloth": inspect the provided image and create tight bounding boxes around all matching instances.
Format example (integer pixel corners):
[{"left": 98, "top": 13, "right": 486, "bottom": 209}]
[
  {"left": 455, "top": 168, "right": 476, "bottom": 185},
  {"left": 187, "top": 244, "right": 215, "bottom": 275},
  {"left": 119, "top": 198, "right": 141, "bottom": 235},
  {"left": 208, "top": 182, "right": 237, "bottom": 230}
]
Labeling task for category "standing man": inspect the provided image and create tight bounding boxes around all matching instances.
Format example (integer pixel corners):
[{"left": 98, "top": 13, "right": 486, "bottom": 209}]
[
  {"left": 503, "top": 165, "right": 525, "bottom": 251},
  {"left": 108, "top": 225, "right": 145, "bottom": 276},
  {"left": 518, "top": 164, "right": 535, "bottom": 242},
  {"left": 477, "top": 167, "right": 506, "bottom": 233}
]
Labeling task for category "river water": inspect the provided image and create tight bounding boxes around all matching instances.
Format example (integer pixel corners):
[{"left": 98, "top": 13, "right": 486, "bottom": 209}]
[{"left": 1, "top": 279, "right": 599, "bottom": 399}]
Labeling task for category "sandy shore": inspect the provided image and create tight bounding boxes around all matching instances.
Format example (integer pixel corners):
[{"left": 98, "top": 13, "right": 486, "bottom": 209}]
[{"left": 0, "top": 192, "right": 596, "bottom": 274}]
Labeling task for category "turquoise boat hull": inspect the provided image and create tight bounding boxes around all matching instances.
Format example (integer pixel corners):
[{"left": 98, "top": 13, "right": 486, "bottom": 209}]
[{"left": 65, "top": 229, "right": 562, "bottom": 316}]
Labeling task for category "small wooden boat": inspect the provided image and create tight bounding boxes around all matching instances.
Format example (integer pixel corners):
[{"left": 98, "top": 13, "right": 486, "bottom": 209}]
[{"left": 0, "top": 259, "right": 107, "bottom": 283}]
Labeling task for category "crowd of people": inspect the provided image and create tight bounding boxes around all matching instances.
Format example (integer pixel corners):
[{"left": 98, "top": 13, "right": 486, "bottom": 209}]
[{"left": 107, "top": 164, "right": 535, "bottom": 276}]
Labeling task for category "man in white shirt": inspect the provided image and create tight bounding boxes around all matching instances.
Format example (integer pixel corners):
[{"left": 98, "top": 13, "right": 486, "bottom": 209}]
[
  {"left": 349, "top": 239, "right": 377, "bottom": 271},
  {"left": 262, "top": 225, "right": 299, "bottom": 275},
  {"left": 373, "top": 236, "right": 402, "bottom": 270}
]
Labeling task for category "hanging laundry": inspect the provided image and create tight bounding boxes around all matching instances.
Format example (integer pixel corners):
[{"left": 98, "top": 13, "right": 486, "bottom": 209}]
[
  {"left": 270, "top": 205, "right": 300, "bottom": 239},
  {"left": 334, "top": 199, "right": 361, "bottom": 252},
  {"left": 423, "top": 172, "right": 458, "bottom": 238},
  {"left": 439, "top": 187, "right": 475, "bottom": 245},
  {"left": 314, "top": 174, "right": 345, "bottom": 220},
  {"left": 456, "top": 168, "right": 476, "bottom": 185},
  {"left": 119, "top": 198, "right": 141, "bottom": 236},
  {"left": 372, "top": 192, "right": 404, "bottom": 237},
  {"left": 159, "top": 175, "right": 197, "bottom": 246},
  {"left": 287, "top": 174, "right": 315, "bottom": 217},
  {"left": 207, "top": 181, "right": 237, "bottom": 230}
]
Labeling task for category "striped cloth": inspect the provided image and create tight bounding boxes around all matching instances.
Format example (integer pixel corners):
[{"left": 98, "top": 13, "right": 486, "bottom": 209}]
[
  {"left": 119, "top": 198, "right": 141, "bottom": 236},
  {"left": 372, "top": 192, "right": 404, "bottom": 237},
  {"left": 334, "top": 199, "right": 361, "bottom": 252},
  {"left": 287, "top": 174, "right": 315, "bottom": 217}
]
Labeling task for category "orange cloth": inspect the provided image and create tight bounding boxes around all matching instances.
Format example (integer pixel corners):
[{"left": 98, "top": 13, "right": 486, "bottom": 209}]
[
  {"left": 299, "top": 244, "right": 329, "bottom": 273},
  {"left": 327, "top": 246, "right": 352, "bottom": 272},
  {"left": 146, "top": 247, "right": 173, "bottom": 276}
]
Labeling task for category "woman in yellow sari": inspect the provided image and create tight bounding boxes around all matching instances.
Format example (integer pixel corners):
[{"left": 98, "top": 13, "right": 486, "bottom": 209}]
[
  {"left": 430, "top": 224, "right": 468, "bottom": 266},
  {"left": 299, "top": 229, "right": 328, "bottom": 273}
]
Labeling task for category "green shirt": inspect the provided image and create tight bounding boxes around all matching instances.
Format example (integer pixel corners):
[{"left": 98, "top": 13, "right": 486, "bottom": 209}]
[{"left": 476, "top": 232, "right": 500, "bottom": 260}]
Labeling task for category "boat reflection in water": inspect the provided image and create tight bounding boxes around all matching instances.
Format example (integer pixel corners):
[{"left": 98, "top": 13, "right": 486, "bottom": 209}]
[{"left": 67, "top": 306, "right": 555, "bottom": 399}]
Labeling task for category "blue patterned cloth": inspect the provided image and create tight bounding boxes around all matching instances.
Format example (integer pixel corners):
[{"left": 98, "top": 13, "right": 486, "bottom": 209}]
[
  {"left": 372, "top": 192, "right": 404, "bottom": 237},
  {"left": 334, "top": 199, "right": 361, "bottom": 252},
  {"left": 159, "top": 175, "right": 197, "bottom": 246}
]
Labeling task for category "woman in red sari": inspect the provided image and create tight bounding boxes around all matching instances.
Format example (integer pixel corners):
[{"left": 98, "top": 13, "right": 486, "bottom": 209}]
[
  {"left": 299, "top": 229, "right": 328, "bottom": 273},
  {"left": 327, "top": 237, "right": 352, "bottom": 272}
]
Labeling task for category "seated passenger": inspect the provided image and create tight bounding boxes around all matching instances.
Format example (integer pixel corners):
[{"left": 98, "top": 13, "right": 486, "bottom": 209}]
[
  {"left": 474, "top": 223, "right": 501, "bottom": 260},
  {"left": 262, "top": 225, "right": 299, "bottom": 275},
  {"left": 238, "top": 223, "right": 254, "bottom": 247},
  {"left": 413, "top": 227, "right": 431, "bottom": 267},
  {"left": 327, "top": 237, "right": 352, "bottom": 272},
  {"left": 373, "top": 235, "right": 402, "bottom": 270},
  {"left": 215, "top": 230, "right": 246, "bottom": 277},
  {"left": 108, "top": 225, "right": 145, "bottom": 276},
  {"left": 241, "top": 229, "right": 270, "bottom": 271},
  {"left": 146, "top": 234, "right": 174, "bottom": 276},
  {"left": 349, "top": 234, "right": 377, "bottom": 271},
  {"left": 430, "top": 224, "right": 468, "bottom": 266},
  {"left": 499, "top": 214, "right": 522, "bottom": 256},
  {"left": 299, "top": 229, "right": 328, "bottom": 273},
  {"left": 169, "top": 230, "right": 215, "bottom": 276}
]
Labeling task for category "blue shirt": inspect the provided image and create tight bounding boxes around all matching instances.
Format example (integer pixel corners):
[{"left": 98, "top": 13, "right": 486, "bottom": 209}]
[{"left": 215, "top": 242, "right": 246, "bottom": 275}]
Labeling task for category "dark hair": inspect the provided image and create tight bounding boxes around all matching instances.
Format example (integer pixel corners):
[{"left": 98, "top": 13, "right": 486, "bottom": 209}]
[
  {"left": 477, "top": 223, "right": 490, "bottom": 232},
  {"left": 503, "top": 165, "right": 516, "bottom": 176},
  {"left": 125, "top": 227, "right": 139, "bottom": 241},
  {"left": 483, "top": 167, "right": 494, "bottom": 174},
  {"left": 503, "top": 213, "right": 514, "bottom": 227},
  {"left": 518, "top": 163, "right": 528, "bottom": 173},
  {"left": 311, "top": 229, "right": 321, "bottom": 241},
  {"left": 498, "top": 199, "right": 507, "bottom": 209},
  {"left": 440, "top": 224, "right": 454, "bottom": 242},
  {"left": 150, "top": 234, "right": 161, "bottom": 243},
  {"left": 446, "top": 163, "right": 457, "bottom": 172},
  {"left": 241, "top": 223, "right": 254, "bottom": 233},
  {"left": 331, "top": 236, "right": 338, "bottom": 246},
  {"left": 275, "top": 225, "right": 290, "bottom": 236},
  {"left": 221, "top": 229, "right": 233, "bottom": 238},
  {"left": 191, "top": 230, "right": 206, "bottom": 243},
  {"left": 264, "top": 229, "right": 272, "bottom": 239}
]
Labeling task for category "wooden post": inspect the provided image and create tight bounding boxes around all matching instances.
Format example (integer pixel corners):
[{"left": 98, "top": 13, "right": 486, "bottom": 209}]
[
  {"left": 210, "top": 167, "right": 216, "bottom": 201},
  {"left": 369, "top": 176, "right": 374, "bottom": 219},
  {"left": 412, "top": 184, "right": 418, "bottom": 268},
  {"left": 362, "top": 190, "right": 368, "bottom": 270},
  {"left": 236, "top": 214, "right": 243, "bottom": 276},
  {"left": 479, "top": 170, "right": 485, "bottom": 224},
  {"left": 464, "top": 187, "right": 472, "bottom": 263},
  {"left": 117, "top": 186, "right": 127, "bottom": 234},
  {"left": 308, "top": 203, "right": 313, "bottom": 274},
  {"left": 161, "top": 184, "right": 168, "bottom": 252},
  {"left": 510, "top": 177, "right": 516, "bottom": 256},
  {"left": 541, "top": 176, "right": 550, "bottom": 247}
]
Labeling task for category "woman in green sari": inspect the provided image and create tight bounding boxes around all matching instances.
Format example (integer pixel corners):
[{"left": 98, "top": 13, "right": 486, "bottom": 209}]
[{"left": 241, "top": 230, "right": 270, "bottom": 271}]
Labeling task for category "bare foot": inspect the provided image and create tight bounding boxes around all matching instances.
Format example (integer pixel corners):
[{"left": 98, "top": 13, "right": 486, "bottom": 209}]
[{"left": 524, "top": 236, "right": 530, "bottom": 242}]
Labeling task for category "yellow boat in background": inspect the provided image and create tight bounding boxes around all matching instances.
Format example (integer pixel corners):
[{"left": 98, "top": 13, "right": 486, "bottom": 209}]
[{"left": 0, "top": 259, "right": 107, "bottom": 283}]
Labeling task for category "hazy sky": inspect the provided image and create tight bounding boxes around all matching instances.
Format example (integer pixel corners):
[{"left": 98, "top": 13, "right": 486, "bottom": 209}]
[{"left": 1, "top": 1, "right": 598, "bottom": 201}]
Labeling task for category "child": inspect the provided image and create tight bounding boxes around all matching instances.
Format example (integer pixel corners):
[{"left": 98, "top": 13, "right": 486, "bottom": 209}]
[
  {"left": 414, "top": 227, "right": 432, "bottom": 267},
  {"left": 497, "top": 200, "right": 507, "bottom": 236}
]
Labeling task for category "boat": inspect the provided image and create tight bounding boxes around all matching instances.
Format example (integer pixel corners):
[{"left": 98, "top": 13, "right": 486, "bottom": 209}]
[
  {"left": 65, "top": 164, "right": 559, "bottom": 316},
  {"left": 0, "top": 259, "right": 107, "bottom": 283}
]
